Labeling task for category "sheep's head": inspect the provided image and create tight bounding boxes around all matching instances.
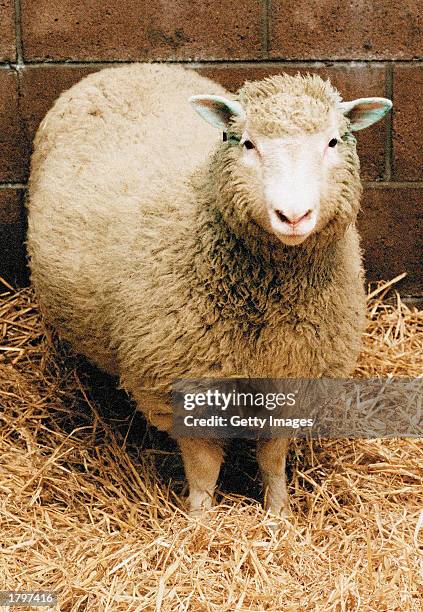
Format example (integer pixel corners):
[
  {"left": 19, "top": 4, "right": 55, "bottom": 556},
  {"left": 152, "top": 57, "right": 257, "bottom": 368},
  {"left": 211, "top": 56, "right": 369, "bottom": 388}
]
[{"left": 190, "top": 74, "right": 392, "bottom": 246}]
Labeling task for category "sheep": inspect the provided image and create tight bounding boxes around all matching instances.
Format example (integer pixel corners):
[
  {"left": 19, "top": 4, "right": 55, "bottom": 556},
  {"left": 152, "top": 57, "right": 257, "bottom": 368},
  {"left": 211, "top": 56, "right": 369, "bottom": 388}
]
[{"left": 27, "top": 63, "right": 392, "bottom": 518}]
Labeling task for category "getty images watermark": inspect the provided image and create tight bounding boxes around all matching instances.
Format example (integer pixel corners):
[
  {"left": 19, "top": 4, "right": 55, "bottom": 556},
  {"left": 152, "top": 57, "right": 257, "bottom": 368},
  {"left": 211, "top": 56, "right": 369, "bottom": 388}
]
[
  {"left": 182, "top": 387, "right": 312, "bottom": 430},
  {"left": 171, "top": 378, "right": 423, "bottom": 439}
]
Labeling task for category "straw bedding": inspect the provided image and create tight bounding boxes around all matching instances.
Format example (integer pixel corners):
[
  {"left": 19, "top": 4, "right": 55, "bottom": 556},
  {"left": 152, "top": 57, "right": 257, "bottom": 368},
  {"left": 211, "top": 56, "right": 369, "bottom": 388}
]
[{"left": 0, "top": 275, "right": 422, "bottom": 611}]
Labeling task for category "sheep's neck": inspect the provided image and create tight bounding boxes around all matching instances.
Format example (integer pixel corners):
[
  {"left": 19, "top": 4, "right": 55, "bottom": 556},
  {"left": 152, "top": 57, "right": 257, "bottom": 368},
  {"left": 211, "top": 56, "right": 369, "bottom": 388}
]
[{"left": 191, "top": 197, "right": 343, "bottom": 310}]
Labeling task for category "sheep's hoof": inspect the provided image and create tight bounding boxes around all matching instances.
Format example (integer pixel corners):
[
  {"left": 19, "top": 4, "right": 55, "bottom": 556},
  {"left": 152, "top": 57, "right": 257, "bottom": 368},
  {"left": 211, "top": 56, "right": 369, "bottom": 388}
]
[
  {"left": 187, "top": 498, "right": 213, "bottom": 519},
  {"left": 266, "top": 505, "right": 291, "bottom": 535},
  {"left": 188, "top": 507, "right": 206, "bottom": 519}
]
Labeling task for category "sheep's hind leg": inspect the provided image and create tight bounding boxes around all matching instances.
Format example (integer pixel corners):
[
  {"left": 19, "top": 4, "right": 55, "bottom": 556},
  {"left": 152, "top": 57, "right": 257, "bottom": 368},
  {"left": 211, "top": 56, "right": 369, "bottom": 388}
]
[
  {"left": 179, "top": 438, "right": 224, "bottom": 517},
  {"left": 257, "top": 438, "right": 290, "bottom": 518}
]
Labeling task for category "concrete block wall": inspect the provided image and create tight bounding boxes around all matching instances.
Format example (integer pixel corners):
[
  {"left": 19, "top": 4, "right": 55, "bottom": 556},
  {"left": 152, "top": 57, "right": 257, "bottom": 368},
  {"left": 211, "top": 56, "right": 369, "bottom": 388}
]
[{"left": 0, "top": 1, "right": 422, "bottom": 295}]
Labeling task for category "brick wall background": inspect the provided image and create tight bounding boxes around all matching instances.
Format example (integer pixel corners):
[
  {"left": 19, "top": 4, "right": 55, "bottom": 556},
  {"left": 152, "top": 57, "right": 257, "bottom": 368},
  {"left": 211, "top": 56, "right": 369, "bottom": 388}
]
[{"left": 0, "top": 1, "right": 422, "bottom": 296}]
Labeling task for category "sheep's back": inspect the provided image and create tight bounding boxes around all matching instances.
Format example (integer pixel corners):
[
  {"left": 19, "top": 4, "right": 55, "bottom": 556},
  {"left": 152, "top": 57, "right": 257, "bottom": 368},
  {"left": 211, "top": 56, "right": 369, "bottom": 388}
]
[{"left": 27, "top": 64, "right": 226, "bottom": 372}]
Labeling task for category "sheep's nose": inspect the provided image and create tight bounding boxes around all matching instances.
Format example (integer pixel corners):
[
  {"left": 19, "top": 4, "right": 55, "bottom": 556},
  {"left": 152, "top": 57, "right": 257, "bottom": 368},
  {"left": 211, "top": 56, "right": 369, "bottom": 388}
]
[{"left": 275, "top": 209, "right": 312, "bottom": 226}]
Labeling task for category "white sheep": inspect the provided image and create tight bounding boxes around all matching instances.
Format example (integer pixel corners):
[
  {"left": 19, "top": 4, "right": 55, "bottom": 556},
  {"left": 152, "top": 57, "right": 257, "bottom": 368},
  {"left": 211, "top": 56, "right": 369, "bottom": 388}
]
[{"left": 27, "top": 64, "right": 392, "bottom": 517}]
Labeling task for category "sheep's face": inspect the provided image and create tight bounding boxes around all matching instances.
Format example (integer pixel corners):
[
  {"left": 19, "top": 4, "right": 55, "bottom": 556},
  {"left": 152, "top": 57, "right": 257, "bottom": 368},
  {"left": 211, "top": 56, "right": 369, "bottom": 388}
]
[
  {"left": 190, "top": 75, "right": 392, "bottom": 246},
  {"left": 233, "top": 110, "right": 342, "bottom": 245}
]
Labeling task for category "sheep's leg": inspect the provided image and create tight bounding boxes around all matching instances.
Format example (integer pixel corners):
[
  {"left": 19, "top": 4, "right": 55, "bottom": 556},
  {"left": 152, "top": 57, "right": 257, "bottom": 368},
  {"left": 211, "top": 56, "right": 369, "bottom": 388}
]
[
  {"left": 256, "top": 438, "right": 290, "bottom": 517},
  {"left": 178, "top": 438, "right": 224, "bottom": 516}
]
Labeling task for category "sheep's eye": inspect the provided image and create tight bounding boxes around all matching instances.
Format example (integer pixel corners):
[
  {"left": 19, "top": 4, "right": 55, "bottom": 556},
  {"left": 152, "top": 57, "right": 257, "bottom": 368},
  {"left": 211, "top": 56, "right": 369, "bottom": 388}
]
[
  {"left": 243, "top": 140, "right": 255, "bottom": 150},
  {"left": 328, "top": 138, "right": 338, "bottom": 148}
]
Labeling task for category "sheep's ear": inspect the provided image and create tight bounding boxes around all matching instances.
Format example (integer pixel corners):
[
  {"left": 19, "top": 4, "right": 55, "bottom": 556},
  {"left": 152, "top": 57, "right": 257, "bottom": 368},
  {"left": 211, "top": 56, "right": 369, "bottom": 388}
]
[
  {"left": 339, "top": 97, "right": 393, "bottom": 131},
  {"left": 189, "top": 95, "right": 245, "bottom": 130}
]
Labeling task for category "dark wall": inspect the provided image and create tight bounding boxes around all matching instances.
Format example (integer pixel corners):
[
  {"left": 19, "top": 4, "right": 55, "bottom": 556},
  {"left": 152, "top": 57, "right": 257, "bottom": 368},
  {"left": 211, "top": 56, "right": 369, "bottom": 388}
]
[{"left": 0, "top": 1, "right": 422, "bottom": 294}]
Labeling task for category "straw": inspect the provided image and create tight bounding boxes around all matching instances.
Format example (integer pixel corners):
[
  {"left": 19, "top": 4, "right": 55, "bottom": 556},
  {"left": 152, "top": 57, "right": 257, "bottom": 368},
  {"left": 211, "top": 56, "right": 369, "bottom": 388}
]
[{"left": 0, "top": 278, "right": 422, "bottom": 611}]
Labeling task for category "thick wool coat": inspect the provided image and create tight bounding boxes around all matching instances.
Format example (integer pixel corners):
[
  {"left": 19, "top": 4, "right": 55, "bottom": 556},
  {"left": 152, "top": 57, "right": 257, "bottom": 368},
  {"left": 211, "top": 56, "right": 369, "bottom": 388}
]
[{"left": 27, "top": 64, "right": 366, "bottom": 432}]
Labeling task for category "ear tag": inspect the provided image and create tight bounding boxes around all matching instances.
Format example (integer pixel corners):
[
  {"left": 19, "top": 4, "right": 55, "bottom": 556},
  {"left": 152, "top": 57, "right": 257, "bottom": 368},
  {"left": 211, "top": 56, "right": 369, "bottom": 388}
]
[
  {"left": 223, "top": 132, "right": 241, "bottom": 145},
  {"left": 341, "top": 131, "right": 355, "bottom": 143}
]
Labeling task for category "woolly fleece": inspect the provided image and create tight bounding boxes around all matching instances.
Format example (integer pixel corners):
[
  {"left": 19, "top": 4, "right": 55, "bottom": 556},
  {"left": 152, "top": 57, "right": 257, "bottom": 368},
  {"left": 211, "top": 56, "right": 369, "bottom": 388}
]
[{"left": 27, "top": 64, "right": 366, "bottom": 432}]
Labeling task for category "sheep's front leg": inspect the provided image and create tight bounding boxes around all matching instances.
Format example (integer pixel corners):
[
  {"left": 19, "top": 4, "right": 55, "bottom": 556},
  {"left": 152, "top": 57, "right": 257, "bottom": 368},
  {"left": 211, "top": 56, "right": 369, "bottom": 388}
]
[
  {"left": 178, "top": 438, "right": 224, "bottom": 516},
  {"left": 257, "top": 438, "right": 290, "bottom": 516}
]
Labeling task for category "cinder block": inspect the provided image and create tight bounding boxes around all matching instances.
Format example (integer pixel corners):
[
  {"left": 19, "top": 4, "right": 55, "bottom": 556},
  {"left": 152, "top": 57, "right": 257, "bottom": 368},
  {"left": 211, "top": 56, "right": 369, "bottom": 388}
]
[
  {"left": 0, "top": 189, "right": 28, "bottom": 287},
  {"left": 392, "top": 66, "right": 423, "bottom": 181},
  {"left": 359, "top": 187, "right": 423, "bottom": 295},
  {"left": 0, "top": 0, "right": 15, "bottom": 61},
  {"left": 21, "top": 0, "right": 262, "bottom": 61},
  {"left": 0, "top": 70, "right": 26, "bottom": 182},
  {"left": 269, "top": 1, "right": 423, "bottom": 60}
]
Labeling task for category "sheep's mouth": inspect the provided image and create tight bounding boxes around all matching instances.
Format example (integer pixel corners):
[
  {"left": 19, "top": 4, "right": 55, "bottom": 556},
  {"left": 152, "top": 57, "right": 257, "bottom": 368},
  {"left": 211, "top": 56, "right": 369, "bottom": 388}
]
[
  {"left": 275, "top": 232, "right": 310, "bottom": 246},
  {"left": 269, "top": 212, "right": 315, "bottom": 245}
]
